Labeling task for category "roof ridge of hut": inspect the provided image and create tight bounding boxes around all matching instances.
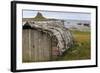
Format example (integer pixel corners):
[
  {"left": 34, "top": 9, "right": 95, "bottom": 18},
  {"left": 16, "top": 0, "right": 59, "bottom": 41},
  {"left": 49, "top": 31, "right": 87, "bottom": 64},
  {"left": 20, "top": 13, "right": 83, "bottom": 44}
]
[{"left": 23, "top": 22, "right": 32, "bottom": 29}]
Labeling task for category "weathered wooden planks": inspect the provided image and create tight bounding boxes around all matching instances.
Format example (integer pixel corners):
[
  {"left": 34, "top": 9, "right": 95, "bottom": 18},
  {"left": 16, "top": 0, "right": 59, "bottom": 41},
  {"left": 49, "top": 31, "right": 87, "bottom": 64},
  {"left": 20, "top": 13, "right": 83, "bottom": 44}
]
[{"left": 22, "top": 28, "right": 53, "bottom": 62}]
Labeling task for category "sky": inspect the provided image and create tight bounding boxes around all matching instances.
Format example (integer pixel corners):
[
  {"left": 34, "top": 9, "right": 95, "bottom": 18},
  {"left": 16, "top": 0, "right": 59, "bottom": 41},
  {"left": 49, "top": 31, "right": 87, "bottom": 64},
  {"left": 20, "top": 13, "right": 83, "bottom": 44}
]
[{"left": 23, "top": 10, "right": 91, "bottom": 21}]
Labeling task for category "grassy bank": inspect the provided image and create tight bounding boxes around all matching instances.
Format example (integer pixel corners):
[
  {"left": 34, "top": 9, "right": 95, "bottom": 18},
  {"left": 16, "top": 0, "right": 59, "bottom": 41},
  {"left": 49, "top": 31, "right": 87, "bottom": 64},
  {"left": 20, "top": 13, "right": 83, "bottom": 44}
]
[{"left": 56, "top": 30, "right": 91, "bottom": 61}]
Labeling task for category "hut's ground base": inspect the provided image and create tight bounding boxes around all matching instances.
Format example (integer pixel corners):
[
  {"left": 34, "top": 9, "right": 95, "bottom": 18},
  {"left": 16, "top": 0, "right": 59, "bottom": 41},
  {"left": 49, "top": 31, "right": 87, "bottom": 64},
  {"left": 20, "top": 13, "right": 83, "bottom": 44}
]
[
  {"left": 56, "top": 30, "right": 91, "bottom": 61},
  {"left": 23, "top": 30, "right": 91, "bottom": 63}
]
